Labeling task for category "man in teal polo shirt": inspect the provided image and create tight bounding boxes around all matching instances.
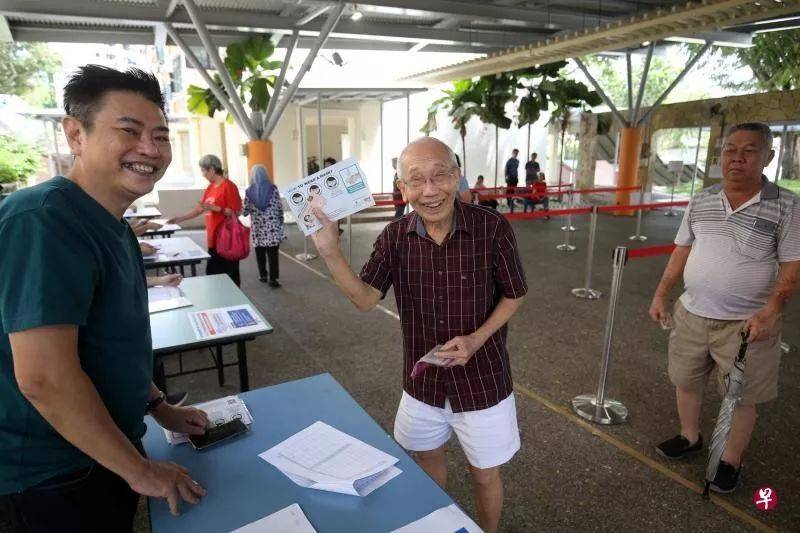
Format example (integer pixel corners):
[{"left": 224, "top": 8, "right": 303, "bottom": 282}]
[{"left": 0, "top": 65, "right": 208, "bottom": 531}]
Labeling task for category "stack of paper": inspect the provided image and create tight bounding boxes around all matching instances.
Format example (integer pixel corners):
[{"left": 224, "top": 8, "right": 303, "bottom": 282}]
[
  {"left": 232, "top": 504, "right": 316, "bottom": 533},
  {"left": 147, "top": 286, "right": 192, "bottom": 314},
  {"left": 163, "top": 395, "right": 253, "bottom": 445},
  {"left": 259, "top": 421, "right": 402, "bottom": 497},
  {"left": 392, "top": 504, "right": 482, "bottom": 533}
]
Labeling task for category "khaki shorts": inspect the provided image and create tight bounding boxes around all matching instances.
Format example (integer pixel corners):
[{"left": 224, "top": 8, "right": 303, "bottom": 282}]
[{"left": 668, "top": 300, "right": 782, "bottom": 405}]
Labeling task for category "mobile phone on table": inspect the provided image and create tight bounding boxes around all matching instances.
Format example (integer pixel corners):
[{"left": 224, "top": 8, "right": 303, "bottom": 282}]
[{"left": 189, "top": 419, "right": 249, "bottom": 451}]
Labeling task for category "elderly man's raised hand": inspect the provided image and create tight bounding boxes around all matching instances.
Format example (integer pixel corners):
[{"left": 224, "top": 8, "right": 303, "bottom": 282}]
[{"left": 310, "top": 208, "right": 341, "bottom": 258}]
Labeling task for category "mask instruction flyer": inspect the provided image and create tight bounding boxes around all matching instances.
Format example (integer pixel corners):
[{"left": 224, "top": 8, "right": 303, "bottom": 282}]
[{"left": 285, "top": 158, "right": 375, "bottom": 235}]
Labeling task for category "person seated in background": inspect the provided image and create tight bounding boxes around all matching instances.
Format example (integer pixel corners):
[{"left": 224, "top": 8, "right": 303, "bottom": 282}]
[
  {"left": 523, "top": 172, "right": 550, "bottom": 218},
  {"left": 323, "top": 157, "right": 337, "bottom": 168},
  {"left": 473, "top": 175, "right": 498, "bottom": 209}
]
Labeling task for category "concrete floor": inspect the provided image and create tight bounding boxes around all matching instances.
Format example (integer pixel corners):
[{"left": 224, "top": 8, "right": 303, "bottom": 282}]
[{"left": 137, "top": 206, "right": 799, "bottom": 532}]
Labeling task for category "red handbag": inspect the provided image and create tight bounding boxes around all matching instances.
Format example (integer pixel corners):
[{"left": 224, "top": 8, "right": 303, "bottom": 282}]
[{"left": 216, "top": 217, "right": 250, "bottom": 260}]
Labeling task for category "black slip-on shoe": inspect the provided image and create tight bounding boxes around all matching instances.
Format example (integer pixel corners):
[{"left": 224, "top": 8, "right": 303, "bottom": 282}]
[
  {"left": 710, "top": 461, "right": 742, "bottom": 494},
  {"left": 655, "top": 434, "right": 703, "bottom": 459}
]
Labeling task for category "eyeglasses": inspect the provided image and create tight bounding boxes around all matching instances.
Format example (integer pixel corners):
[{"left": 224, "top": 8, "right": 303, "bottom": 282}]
[{"left": 403, "top": 168, "right": 456, "bottom": 191}]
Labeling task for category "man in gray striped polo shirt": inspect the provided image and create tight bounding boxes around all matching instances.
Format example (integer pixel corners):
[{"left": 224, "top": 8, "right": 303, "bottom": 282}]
[{"left": 649, "top": 122, "right": 800, "bottom": 494}]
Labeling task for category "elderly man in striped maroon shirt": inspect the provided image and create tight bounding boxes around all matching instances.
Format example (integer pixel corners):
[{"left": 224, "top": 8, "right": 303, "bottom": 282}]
[{"left": 311, "top": 137, "right": 527, "bottom": 532}]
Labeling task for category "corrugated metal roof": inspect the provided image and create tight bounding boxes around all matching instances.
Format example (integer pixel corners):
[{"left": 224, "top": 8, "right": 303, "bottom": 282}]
[{"left": 0, "top": 0, "right": 777, "bottom": 58}]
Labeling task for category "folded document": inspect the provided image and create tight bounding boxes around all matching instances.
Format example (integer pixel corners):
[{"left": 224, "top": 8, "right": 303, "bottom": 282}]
[
  {"left": 259, "top": 421, "right": 401, "bottom": 497},
  {"left": 147, "top": 286, "right": 192, "bottom": 314}
]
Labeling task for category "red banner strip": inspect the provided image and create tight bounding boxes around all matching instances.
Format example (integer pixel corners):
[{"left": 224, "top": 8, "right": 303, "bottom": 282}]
[
  {"left": 597, "top": 201, "right": 689, "bottom": 213},
  {"left": 504, "top": 207, "right": 593, "bottom": 220},
  {"left": 628, "top": 244, "right": 677, "bottom": 259}
]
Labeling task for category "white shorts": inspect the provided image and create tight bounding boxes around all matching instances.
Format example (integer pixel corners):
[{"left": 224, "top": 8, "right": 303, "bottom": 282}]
[{"left": 393, "top": 391, "right": 520, "bottom": 469}]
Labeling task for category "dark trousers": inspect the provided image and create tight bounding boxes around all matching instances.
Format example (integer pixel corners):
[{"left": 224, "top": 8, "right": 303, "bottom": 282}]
[
  {"left": 1, "top": 445, "right": 143, "bottom": 533},
  {"left": 255, "top": 245, "right": 280, "bottom": 281},
  {"left": 207, "top": 248, "right": 240, "bottom": 286},
  {"left": 505, "top": 181, "right": 518, "bottom": 212},
  {"left": 394, "top": 203, "right": 407, "bottom": 219},
  {"left": 523, "top": 196, "right": 549, "bottom": 212}
]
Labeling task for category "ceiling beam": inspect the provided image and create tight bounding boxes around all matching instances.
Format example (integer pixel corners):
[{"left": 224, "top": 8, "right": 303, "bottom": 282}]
[
  {"left": 405, "top": 0, "right": 800, "bottom": 84},
  {"left": 7, "top": 24, "right": 497, "bottom": 53},
  {"left": 0, "top": 0, "right": 627, "bottom": 37},
  {"left": 354, "top": 0, "right": 624, "bottom": 24},
  {"left": 0, "top": 6, "right": 553, "bottom": 48}
]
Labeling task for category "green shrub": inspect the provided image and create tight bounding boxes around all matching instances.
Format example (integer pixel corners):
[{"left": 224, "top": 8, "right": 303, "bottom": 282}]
[{"left": 0, "top": 133, "right": 43, "bottom": 184}]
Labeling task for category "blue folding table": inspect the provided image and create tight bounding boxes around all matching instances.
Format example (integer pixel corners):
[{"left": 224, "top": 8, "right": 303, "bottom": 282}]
[{"left": 143, "top": 373, "right": 459, "bottom": 532}]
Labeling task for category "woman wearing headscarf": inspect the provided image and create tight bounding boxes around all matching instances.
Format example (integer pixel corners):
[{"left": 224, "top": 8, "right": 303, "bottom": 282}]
[{"left": 243, "top": 165, "right": 285, "bottom": 287}]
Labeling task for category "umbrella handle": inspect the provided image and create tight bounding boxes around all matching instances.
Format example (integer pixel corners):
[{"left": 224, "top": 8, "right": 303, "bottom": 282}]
[{"left": 736, "top": 330, "right": 748, "bottom": 365}]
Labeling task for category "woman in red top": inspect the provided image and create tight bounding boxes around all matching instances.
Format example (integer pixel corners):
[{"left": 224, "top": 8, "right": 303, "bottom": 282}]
[{"left": 167, "top": 154, "right": 243, "bottom": 285}]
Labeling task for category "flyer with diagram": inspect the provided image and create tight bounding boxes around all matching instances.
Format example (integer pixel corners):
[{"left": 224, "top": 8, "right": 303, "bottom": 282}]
[
  {"left": 285, "top": 158, "right": 375, "bottom": 236},
  {"left": 188, "top": 305, "right": 267, "bottom": 340}
]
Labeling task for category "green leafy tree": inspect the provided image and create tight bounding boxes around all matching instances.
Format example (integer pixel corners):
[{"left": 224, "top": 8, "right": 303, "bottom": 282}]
[
  {"left": 421, "top": 79, "right": 486, "bottom": 171},
  {"left": 422, "top": 62, "right": 601, "bottom": 175},
  {"left": 713, "top": 30, "right": 800, "bottom": 91},
  {"left": 0, "top": 134, "right": 43, "bottom": 184},
  {"left": 0, "top": 43, "right": 60, "bottom": 107},
  {"left": 187, "top": 35, "right": 282, "bottom": 128}
]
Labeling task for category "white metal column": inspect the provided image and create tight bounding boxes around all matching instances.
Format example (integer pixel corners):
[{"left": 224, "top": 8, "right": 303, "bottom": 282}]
[{"left": 379, "top": 99, "right": 385, "bottom": 193}]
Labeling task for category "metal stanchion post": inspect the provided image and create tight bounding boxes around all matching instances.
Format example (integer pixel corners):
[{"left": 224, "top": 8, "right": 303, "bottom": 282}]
[
  {"left": 347, "top": 215, "right": 353, "bottom": 265},
  {"left": 629, "top": 186, "right": 648, "bottom": 241},
  {"left": 561, "top": 189, "right": 576, "bottom": 232},
  {"left": 571, "top": 206, "right": 602, "bottom": 299},
  {"left": 556, "top": 211, "right": 576, "bottom": 252},
  {"left": 572, "top": 246, "right": 629, "bottom": 425},
  {"left": 295, "top": 236, "right": 317, "bottom": 262},
  {"left": 665, "top": 171, "right": 677, "bottom": 216}
]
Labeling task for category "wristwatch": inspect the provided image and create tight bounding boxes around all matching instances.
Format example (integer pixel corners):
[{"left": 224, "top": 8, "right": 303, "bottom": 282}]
[{"left": 146, "top": 391, "right": 167, "bottom": 413}]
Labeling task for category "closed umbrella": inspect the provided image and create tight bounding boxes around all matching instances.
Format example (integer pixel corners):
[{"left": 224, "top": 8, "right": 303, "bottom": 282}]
[{"left": 703, "top": 330, "right": 748, "bottom": 497}]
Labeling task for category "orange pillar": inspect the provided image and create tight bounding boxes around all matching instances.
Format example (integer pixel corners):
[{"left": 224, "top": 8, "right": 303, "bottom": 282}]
[
  {"left": 615, "top": 126, "right": 643, "bottom": 216},
  {"left": 246, "top": 140, "right": 275, "bottom": 180}
]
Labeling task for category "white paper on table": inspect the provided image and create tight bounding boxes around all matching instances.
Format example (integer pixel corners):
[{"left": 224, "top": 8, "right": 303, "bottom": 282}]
[
  {"left": 284, "top": 158, "right": 375, "bottom": 236},
  {"left": 391, "top": 504, "right": 483, "bottom": 533},
  {"left": 148, "top": 219, "right": 181, "bottom": 230},
  {"left": 147, "top": 286, "right": 192, "bottom": 314},
  {"left": 188, "top": 305, "right": 266, "bottom": 341},
  {"left": 259, "top": 421, "right": 401, "bottom": 497},
  {"left": 163, "top": 395, "right": 254, "bottom": 445},
  {"left": 231, "top": 504, "right": 316, "bottom": 533}
]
